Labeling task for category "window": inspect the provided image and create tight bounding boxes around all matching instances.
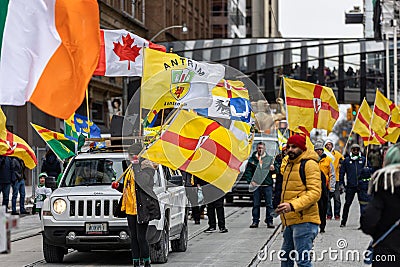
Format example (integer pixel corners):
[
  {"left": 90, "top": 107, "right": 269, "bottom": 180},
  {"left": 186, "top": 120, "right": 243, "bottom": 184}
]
[{"left": 62, "top": 159, "right": 125, "bottom": 187}]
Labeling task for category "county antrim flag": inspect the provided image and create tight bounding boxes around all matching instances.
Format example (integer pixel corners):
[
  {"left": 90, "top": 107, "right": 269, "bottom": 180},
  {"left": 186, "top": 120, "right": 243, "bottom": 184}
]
[
  {"left": 94, "top": 29, "right": 166, "bottom": 76},
  {"left": 353, "top": 99, "right": 386, "bottom": 145},
  {"left": 371, "top": 90, "right": 400, "bottom": 143},
  {"left": 141, "top": 48, "right": 225, "bottom": 110},
  {"left": 284, "top": 78, "right": 339, "bottom": 134},
  {"left": 0, "top": 0, "right": 100, "bottom": 119},
  {"left": 0, "top": 108, "right": 37, "bottom": 169},
  {"left": 142, "top": 110, "right": 249, "bottom": 193},
  {"left": 31, "top": 123, "right": 75, "bottom": 161}
]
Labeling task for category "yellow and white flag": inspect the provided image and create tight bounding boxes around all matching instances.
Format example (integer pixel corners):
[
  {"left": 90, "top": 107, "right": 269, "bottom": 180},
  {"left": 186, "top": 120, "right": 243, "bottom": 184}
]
[{"left": 141, "top": 48, "right": 225, "bottom": 110}]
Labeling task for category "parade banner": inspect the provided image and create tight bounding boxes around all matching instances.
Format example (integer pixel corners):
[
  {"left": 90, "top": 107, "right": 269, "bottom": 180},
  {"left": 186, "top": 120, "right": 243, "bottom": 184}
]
[
  {"left": 0, "top": 109, "right": 37, "bottom": 169},
  {"left": 284, "top": 78, "right": 339, "bottom": 133},
  {"left": 371, "top": 90, "right": 400, "bottom": 143},
  {"left": 0, "top": 0, "right": 100, "bottom": 119},
  {"left": 354, "top": 99, "right": 386, "bottom": 145},
  {"left": 142, "top": 110, "right": 249, "bottom": 193},
  {"left": 94, "top": 29, "right": 166, "bottom": 76},
  {"left": 141, "top": 48, "right": 225, "bottom": 110}
]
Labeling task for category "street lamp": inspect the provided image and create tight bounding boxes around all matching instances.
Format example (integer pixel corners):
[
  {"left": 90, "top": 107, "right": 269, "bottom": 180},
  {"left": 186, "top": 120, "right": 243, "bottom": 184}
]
[{"left": 150, "top": 23, "right": 188, "bottom": 42}]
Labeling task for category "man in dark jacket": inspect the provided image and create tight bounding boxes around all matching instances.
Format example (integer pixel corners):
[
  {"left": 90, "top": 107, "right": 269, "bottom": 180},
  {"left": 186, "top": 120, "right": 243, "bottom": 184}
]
[
  {"left": 11, "top": 157, "right": 29, "bottom": 215},
  {"left": 41, "top": 150, "right": 61, "bottom": 178},
  {"left": 243, "top": 142, "right": 275, "bottom": 228},
  {"left": 0, "top": 156, "right": 12, "bottom": 212},
  {"left": 339, "top": 143, "right": 370, "bottom": 227}
]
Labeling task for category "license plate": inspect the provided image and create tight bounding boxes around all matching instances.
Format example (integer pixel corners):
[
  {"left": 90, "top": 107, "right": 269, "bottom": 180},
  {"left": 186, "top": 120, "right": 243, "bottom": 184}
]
[{"left": 85, "top": 222, "right": 108, "bottom": 234}]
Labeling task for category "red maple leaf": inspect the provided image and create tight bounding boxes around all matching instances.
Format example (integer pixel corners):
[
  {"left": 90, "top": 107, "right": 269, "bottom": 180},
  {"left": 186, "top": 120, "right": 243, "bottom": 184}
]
[{"left": 113, "top": 34, "right": 141, "bottom": 70}]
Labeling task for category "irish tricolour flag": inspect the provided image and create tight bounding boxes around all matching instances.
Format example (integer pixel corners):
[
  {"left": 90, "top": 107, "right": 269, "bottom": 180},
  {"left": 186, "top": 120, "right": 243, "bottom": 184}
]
[{"left": 0, "top": 0, "right": 100, "bottom": 119}]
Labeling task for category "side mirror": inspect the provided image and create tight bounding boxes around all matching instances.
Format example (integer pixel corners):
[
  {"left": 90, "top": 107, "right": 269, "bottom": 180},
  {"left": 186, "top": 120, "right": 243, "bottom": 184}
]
[
  {"left": 168, "top": 175, "right": 183, "bottom": 187},
  {"left": 45, "top": 176, "right": 58, "bottom": 191}
]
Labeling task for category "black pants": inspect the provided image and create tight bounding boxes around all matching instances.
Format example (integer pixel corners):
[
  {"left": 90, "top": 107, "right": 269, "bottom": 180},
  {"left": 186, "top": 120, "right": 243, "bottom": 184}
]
[
  {"left": 342, "top": 185, "right": 370, "bottom": 226},
  {"left": 185, "top": 187, "right": 205, "bottom": 222},
  {"left": 327, "top": 183, "right": 341, "bottom": 218},
  {"left": 207, "top": 197, "right": 225, "bottom": 229},
  {"left": 127, "top": 215, "right": 149, "bottom": 259},
  {"left": 202, "top": 184, "right": 226, "bottom": 229},
  {"left": 318, "top": 190, "right": 328, "bottom": 231}
]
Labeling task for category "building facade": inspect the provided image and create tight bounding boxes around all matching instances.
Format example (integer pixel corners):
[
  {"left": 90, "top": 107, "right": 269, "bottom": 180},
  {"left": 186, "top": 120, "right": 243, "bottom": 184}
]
[
  {"left": 246, "top": 0, "right": 280, "bottom": 38},
  {"left": 212, "top": 0, "right": 246, "bottom": 38}
]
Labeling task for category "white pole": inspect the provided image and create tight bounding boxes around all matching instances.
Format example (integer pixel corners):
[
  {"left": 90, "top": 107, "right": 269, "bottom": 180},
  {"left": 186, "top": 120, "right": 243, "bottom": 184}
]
[
  {"left": 386, "top": 34, "right": 390, "bottom": 99},
  {"left": 394, "top": 19, "right": 398, "bottom": 105}
]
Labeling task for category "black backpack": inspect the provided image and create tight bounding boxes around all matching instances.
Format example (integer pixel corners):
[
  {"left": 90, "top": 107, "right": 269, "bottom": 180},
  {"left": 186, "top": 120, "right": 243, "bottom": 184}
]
[{"left": 299, "top": 159, "right": 327, "bottom": 200}]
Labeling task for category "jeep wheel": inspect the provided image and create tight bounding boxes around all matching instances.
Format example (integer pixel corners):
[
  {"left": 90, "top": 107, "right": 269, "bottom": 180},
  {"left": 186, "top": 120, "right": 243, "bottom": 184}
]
[
  {"left": 150, "top": 219, "right": 169, "bottom": 263},
  {"left": 43, "top": 238, "right": 65, "bottom": 263},
  {"left": 171, "top": 220, "right": 188, "bottom": 252}
]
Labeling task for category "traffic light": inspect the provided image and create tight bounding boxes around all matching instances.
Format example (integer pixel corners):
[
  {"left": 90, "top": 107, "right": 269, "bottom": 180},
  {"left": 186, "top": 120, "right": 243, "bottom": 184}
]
[
  {"left": 351, "top": 104, "right": 357, "bottom": 117},
  {"left": 347, "top": 107, "right": 353, "bottom": 120}
]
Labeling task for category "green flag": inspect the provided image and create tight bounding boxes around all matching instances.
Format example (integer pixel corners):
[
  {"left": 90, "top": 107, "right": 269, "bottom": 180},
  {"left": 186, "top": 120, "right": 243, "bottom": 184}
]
[{"left": 31, "top": 123, "right": 75, "bottom": 160}]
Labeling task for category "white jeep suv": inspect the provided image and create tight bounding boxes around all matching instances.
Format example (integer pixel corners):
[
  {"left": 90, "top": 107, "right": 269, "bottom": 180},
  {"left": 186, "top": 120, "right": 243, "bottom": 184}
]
[{"left": 41, "top": 150, "right": 188, "bottom": 263}]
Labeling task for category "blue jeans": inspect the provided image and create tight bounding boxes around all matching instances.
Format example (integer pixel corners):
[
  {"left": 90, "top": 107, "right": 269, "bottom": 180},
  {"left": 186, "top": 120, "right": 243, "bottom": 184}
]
[
  {"left": 12, "top": 179, "right": 26, "bottom": 213},
  {"left": 281, "top": 223, "right": 319, "bottom": 267},
  {"left": 326, "top": 183, "right": 341, "bottom": 218},
  {"left": 0, "top": 183, "right": 11, "bottom": 210},
  {"left": 252, "top": 185, "right": 274, "bottom": 224}
]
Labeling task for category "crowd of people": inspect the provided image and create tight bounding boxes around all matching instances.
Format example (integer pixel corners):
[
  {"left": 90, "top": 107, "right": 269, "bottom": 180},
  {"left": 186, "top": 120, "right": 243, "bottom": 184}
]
[
  {"left": 0, "top": 149, "right": 61, "bottom": 217},
  {"left": 230, "top": 133, "right": 397, "bottom": 267},
  {"left": 1, "top": 136, "right": 399, "bottom": 266}
]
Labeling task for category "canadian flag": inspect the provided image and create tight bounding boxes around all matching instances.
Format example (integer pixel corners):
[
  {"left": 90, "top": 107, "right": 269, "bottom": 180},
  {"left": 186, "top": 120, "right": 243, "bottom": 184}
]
[{"left": 94, "top": 29, "right": 166, "bottom": 77}]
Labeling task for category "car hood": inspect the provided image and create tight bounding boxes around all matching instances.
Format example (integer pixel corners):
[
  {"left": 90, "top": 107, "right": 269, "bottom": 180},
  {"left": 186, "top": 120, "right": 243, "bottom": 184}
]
[{"left": 52, "top": 185, "right": 120, "bottom": 198}]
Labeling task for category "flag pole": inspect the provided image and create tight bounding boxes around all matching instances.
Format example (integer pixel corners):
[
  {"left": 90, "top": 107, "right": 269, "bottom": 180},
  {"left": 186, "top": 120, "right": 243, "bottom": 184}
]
[
  {"left": 139, "top": 104, "right": 184, "bottom": 154},
  {"left": 365, "top": 91, "right": 378, "bottom": 166},
  {"left": 277, "top": 74, "right": 284, "bottom": 100},
  {"left": 343, "top": 101, "right": 361, "bottom": 155},
  {"left": 161, "top": 109, "right": 165, "bottom": 126},
  {"left": 85, "top": 88, "right": 90, "bottom": 137},
  {"left": 113, "top": 106, "right": 184, "bottom": 184}
]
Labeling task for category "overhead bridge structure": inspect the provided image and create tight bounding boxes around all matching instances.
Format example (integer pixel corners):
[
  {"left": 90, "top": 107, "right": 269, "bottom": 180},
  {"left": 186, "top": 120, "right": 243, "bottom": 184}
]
[{"left": 164, "top": 38, "right": 392, "bottom": 104}]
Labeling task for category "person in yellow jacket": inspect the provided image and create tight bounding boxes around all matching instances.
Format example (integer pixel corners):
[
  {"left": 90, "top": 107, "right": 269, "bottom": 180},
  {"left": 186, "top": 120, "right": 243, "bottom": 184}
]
[
  {"left": 112, "top": 144, "right": 161, "bottom": 267},
  {"left": 276, "top": 134, "right": 321, "bottom": 267},
  {"left": 314, "top": 141, "right": 336, "bottom": 233},
  {"left": 324, "top": 139, "right": 344, "bottom": 220}
]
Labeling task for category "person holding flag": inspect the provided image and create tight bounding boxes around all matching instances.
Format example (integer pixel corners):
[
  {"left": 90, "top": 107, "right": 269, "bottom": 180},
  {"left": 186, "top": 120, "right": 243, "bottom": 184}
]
[{"left": 339, "top": 144, "right": 371, "bottom": 228}]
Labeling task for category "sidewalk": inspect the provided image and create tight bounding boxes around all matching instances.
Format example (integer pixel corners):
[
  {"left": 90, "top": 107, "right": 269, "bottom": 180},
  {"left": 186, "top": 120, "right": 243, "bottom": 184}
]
[{"left": 257, "top": 196, "right": 371, "bottom": 266}]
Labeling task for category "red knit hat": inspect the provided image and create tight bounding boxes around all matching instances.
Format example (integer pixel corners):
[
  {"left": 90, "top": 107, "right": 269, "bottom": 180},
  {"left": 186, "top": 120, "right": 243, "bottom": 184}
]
[{"left": 287, "top": 134, "right": 307, "bottom": 151}]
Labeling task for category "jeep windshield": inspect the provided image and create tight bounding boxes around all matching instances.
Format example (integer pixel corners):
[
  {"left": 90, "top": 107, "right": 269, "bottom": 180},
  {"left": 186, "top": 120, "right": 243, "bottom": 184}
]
[{"left": 62, "top": 158, "right": 125, "bottom": 187}]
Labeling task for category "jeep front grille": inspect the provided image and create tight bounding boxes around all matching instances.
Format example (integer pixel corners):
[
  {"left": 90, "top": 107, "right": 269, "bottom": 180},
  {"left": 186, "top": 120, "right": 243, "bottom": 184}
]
[{"left": 68, "top": 197, "right": 120, "bottom": 218}]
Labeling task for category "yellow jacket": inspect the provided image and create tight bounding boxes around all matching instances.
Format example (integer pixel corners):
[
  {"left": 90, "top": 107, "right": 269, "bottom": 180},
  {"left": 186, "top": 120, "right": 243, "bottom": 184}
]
[
  {"left": 280, "top": 149, "right": 321, "bottom": 226},
  {"left": 318, "top": 154, "right": 336, "bottom": 191},
  {"left": 121, "top": 168, "right": 137, "bottom": 215},
  {"left": 331, "top": 150, "right": 343, "bottom": 181}
]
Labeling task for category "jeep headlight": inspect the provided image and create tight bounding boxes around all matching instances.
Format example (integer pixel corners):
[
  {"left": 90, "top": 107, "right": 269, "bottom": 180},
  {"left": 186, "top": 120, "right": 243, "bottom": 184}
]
[{"left": 53, "top": 198, "right": 67, "bottom": 214}]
